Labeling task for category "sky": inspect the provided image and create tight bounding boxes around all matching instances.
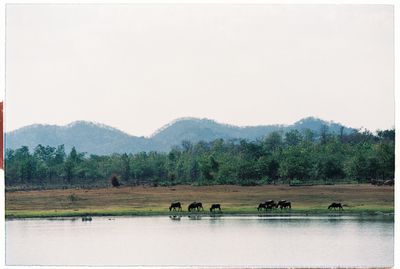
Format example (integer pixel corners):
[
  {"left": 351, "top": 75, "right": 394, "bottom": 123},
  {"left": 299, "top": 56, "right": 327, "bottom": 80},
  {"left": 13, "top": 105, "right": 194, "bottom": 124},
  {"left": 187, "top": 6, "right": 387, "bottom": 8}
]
[{"left": 5, "top": 4, "right": 394, "bottom": 136}]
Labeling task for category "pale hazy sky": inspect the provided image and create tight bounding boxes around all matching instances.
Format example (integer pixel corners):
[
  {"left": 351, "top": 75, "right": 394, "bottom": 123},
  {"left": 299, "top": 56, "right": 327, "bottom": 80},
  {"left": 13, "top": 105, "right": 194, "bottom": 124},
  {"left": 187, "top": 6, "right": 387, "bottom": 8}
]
[{"left": 5, "top": 5, "right": 394, "bottom": 136}]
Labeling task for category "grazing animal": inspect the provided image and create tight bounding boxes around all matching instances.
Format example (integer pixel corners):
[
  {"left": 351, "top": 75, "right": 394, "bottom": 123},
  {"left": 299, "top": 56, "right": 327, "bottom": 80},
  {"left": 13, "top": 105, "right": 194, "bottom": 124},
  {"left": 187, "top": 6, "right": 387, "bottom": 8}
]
[
  {"left": 328, "top": 203, "right": 344, "bottom": 210},
  {"left": 188, "top": 202, "right": 204, "bottom": 212},
  {"left": 210, "top": 204, "right": 222, "bottom": 212},
  {"left": 276, "top": 200, "right": 287, "bottom": 208},
  {"left": 279, "top": 201, "right": 291, "bottom": 210},
  {"left": 196, "top": 202, "right": 204, "bottom": 211},
  {"left": 265, "top": 200, "right": 277, "bottom": 209},
  {"left": 266, "top": 203, "right": 275, "bottom": 210},
  {"left": 188, "top": 202, "right": 197, "bottom": 212},
  {"left": 257, "top": 202, "right": 267, "bottom": 211},
  {"left": 169, "top": 202, "right": 182, "bottom": 211},
  {"left": 264, "top": 200, "right": 275, "bottom": 206}
]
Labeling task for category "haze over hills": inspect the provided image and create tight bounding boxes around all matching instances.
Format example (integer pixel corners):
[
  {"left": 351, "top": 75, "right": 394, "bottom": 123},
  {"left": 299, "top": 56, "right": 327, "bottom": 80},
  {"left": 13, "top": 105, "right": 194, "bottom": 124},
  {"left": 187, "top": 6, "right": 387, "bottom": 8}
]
[{"left": 5, "top": 117, "right": 356, "bottom": 155}]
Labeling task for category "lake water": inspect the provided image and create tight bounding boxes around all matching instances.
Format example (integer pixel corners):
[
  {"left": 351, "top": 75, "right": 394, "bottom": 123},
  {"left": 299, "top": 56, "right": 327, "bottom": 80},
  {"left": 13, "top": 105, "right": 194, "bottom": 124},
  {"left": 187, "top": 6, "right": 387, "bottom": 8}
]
[{"left": 6, "top": 215, "right": 394, "bottom": 267}]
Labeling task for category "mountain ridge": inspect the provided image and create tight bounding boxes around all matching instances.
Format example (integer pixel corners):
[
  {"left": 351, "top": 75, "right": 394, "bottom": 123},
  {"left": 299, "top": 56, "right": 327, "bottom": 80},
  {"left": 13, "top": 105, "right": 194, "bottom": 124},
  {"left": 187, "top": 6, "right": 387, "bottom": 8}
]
[{"left": 6, "top": 117, "right": 356, "bottom": 155}]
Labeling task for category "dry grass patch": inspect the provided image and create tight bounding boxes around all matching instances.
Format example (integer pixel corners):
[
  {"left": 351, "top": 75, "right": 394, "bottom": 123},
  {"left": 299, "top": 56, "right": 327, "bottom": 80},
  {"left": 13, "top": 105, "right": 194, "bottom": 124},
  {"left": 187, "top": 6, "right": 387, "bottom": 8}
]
[{"left": 5, "top": 184, "right": 394, "bottom": 218}]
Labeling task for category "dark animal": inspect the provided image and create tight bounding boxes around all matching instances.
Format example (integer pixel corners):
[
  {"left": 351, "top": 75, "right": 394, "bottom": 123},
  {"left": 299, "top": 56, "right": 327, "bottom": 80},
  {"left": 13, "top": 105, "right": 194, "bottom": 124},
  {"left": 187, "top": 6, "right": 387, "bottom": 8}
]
[
  {"left": 264, "top": 200, "right": 275, "bottom": 206},
  {"left": 266, "top": 203, "right": 275, "bottom": 210},
  {"left": 188, "top": 202, "right": 197, "bottom": 212},
  {"left": 276, "top": 200, "right": 287, "bottom": 208},
  {"left": 169, "top": 202, "right": 182, "bottom": 211},
  {"left": 210, "top": 204, "right": 222, "bottom": 212},
  {"left": 196, "top": 202, "right": 204, "bottom": 211},
  {"left": 258, "top": 201, "right": 278, "bottom": 211},
  {"left": 279, "top": 201, "right": 291, "bottom": 210},
  {"left": 328, "top": 202, "right": 344, "bottom": 210},
  {"left": 265, "top": 200, "right": 277, "bottom": 209},
  {"left": 257, "top": 202, "right": 267, "bottom": 211},
  {"left": 188, "top": 202, "right": 204, "bottom": 212}
]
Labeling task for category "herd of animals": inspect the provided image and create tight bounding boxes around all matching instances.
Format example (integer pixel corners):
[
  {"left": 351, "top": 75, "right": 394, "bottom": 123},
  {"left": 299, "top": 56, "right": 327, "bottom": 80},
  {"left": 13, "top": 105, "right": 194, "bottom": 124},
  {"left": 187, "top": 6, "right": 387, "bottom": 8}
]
[
  {"left": 165, "top": 179, "right": 396, "bottom": 213},
  {"left": 168, "top": 201, "right": 344, "bottom": 212},
  {"left": 80, "top": 180, "right": 394, "bottom": 221},
  {"left": 82, "top": 201, "right": 345, "bottom": 221}
]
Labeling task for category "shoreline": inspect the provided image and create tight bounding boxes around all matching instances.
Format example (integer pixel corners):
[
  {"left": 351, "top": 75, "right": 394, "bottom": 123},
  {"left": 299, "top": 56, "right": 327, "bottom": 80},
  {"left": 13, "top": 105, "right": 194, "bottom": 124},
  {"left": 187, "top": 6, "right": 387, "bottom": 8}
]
[{"left": 5, "top": 208, "right": 394, "bottom": 219}]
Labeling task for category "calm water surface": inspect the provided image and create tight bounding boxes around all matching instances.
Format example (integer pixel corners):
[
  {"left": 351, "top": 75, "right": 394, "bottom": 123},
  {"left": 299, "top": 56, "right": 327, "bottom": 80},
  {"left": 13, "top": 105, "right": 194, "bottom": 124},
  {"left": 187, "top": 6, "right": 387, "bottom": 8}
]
[{"left": 6, "top": 215, "right": 393, "bottom": 267}]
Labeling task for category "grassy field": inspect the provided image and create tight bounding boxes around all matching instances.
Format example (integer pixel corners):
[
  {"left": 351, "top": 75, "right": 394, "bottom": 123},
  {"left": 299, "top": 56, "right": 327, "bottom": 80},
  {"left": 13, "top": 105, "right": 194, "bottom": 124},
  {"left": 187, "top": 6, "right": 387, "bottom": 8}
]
[{"left": 5, "top": 184, "right": 394, "bottom": 218}]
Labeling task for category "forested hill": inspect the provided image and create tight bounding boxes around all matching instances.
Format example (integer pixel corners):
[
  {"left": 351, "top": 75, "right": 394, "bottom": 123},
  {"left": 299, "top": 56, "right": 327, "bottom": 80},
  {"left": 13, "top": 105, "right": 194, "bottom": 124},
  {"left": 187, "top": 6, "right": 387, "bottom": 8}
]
[{"left": 6, "top": 117, "right": 355, "bottom": 155}]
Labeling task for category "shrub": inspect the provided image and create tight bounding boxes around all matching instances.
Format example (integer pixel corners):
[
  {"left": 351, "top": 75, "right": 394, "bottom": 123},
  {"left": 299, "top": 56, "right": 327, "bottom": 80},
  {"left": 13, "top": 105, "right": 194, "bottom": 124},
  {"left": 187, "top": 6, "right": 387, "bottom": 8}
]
[{"left": 110, "top": 175, "right": 121, "bottom": 187}]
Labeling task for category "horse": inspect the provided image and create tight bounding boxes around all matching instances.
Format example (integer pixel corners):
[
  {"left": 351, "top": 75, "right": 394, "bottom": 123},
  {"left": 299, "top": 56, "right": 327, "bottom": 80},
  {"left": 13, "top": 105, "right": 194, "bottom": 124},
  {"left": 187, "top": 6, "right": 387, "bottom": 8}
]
[
  {"left": 279, "top": 201, "right": 291, "bottom": 210},
  {"left": 328, "top": 202, "right": 343, "bottom": 210},
  {"left": 210, "top": 204, "right": 222, "bottom": 212},
  {"left": 188, "top": 202, "right": 203, "bottom": 212},
  {"left": 169, "top": 202, "right": 182, "bottom": 211}
]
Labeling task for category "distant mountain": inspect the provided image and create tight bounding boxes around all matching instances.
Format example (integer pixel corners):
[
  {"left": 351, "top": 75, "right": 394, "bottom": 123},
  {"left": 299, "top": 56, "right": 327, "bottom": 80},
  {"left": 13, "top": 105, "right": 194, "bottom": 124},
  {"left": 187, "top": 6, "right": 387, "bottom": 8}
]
[
  {"left": 5, "top": 121, "right": 159, "bottom": 155},
  {"left": 150, "top": 117, "right": 284, "bottom": 150},
  {"left": 5, "top": 117, "right": 355, "bottom": 155}
]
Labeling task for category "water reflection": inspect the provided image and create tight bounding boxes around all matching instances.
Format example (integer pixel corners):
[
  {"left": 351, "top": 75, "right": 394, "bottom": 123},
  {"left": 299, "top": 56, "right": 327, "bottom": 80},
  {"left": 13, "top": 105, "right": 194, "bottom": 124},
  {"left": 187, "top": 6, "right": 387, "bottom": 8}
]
[
  {"left": 209, "top": 214, "right": 223, "bottom": 219},
  {"left": 188, "top": 215, "right": 202, "bottom": 220},
  {"left": 169, "top": 215, "right": 182, "bottom": 221},
  {"left": 210, "top": 211, "right": 223, "bottom": 215},
  {"left": 6, "top": 216, "right": 393, "bottom": 267},
  {"left": 46, "top": 217, "right": 79, "bottom": 222}
]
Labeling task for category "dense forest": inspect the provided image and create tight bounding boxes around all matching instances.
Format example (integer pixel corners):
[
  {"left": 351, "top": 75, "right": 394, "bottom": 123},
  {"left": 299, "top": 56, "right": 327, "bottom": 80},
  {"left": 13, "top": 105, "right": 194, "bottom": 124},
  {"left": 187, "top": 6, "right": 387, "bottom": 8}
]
[{"left": 5, "top": 128, "right": 395, "bottom": 189}]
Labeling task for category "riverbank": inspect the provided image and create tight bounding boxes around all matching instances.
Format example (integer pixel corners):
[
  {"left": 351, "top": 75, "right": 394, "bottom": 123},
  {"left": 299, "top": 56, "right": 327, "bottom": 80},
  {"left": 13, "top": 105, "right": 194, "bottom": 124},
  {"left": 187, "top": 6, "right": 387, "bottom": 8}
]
[
  {"left": 5, "top": 184, "right": 394, "bottom": 219},
  {"left": 6, "top": 208, "right": 395, "bottom": 219}
]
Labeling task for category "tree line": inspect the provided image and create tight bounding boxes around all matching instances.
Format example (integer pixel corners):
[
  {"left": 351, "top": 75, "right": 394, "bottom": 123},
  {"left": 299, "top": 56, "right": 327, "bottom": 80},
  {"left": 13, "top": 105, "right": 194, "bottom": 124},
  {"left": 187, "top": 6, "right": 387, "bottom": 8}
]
[{"left": 5, "top": 128, "right": 395, "bottom": 188}]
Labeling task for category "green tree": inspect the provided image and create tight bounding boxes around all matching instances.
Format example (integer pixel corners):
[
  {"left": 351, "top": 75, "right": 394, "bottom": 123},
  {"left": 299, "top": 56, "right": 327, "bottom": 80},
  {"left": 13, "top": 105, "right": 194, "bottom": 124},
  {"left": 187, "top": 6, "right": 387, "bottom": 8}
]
[
  {"left": 64, "top": 147, "right": 85, "bottom": 183},
  {"left": 263, "top": 132, "right": 283, "bottom": 153},
  {"left": 279, "top": 146, "right": 313, "bottom": 182},
  {"left": 285, "top": 130, "right": 302, "bottom": 146},
  {"left": 121, "top": 153, "right": 131, "bottom": 181}
]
